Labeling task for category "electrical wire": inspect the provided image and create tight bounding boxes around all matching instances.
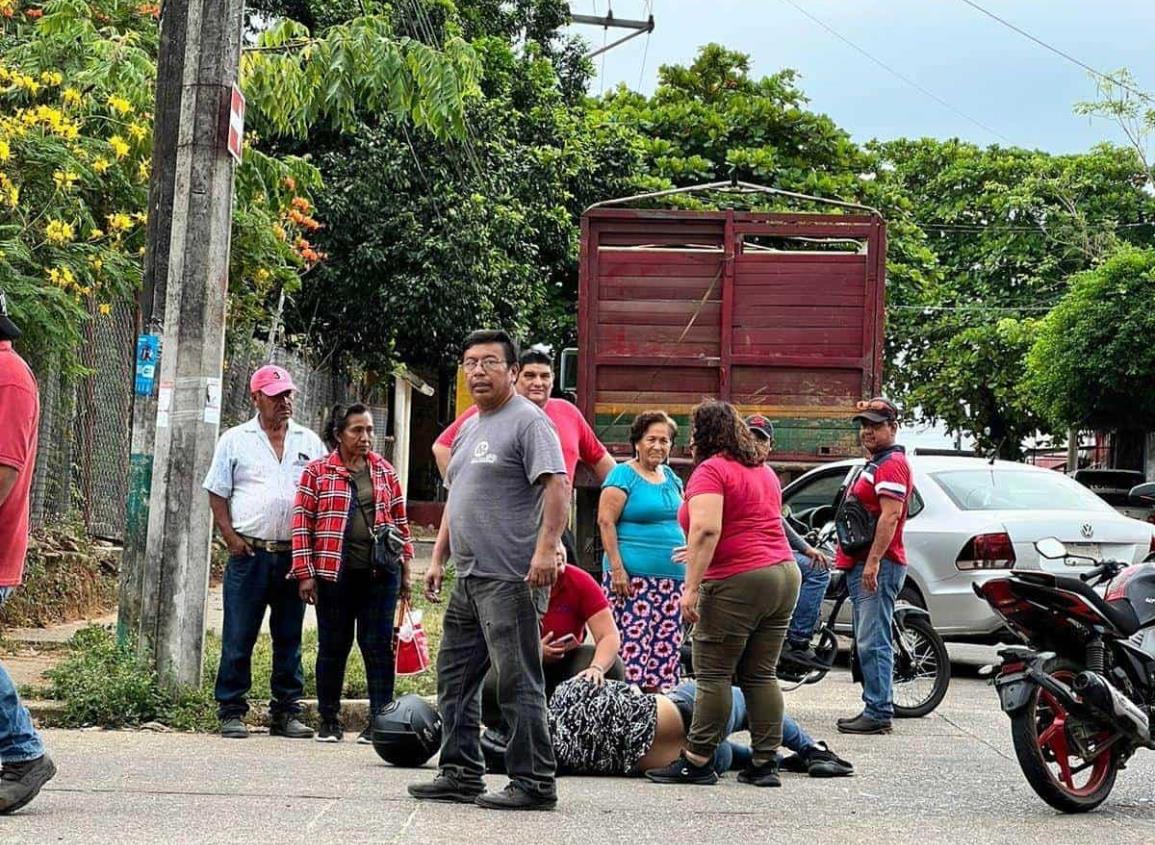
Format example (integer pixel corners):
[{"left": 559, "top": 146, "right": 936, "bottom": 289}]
[
  {"left": 776, "top": 0, "right": 1012, "bottom": 144},
  {"left": 957, "top": 0, "right": 1155, "bottom": 104},
  {"left": 916, "top": 220, "right": 1155, "bottom": 232}
]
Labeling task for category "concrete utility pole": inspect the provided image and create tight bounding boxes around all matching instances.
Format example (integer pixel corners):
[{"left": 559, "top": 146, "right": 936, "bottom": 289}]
[{"left": 119, "top": 0, "right": 245, "bottom": 687}]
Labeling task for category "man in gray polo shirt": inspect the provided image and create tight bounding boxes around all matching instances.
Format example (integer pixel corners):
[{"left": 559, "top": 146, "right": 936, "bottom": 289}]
[{"left": 409, "top": 330, "right": 568, "bottom": 812}]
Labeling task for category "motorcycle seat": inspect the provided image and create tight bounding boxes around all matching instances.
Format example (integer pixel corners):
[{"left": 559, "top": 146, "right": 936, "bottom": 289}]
[{"left": 1051, "top": 574, "right": 1140, "bottom": 636}]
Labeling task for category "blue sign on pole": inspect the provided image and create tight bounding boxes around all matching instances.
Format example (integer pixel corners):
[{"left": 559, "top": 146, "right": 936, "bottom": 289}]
[{"left": 134, "top": 334, "right": 160, "bottom": 397}]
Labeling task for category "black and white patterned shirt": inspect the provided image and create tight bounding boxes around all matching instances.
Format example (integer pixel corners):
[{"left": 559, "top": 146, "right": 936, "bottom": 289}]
[{"left": 548, "top": 679, "right": 658, "bottom": 775}]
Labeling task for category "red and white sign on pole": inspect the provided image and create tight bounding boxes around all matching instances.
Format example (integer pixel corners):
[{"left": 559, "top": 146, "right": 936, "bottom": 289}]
[{"left": 226, "top": 83, "right": 245, "bottom": 163}]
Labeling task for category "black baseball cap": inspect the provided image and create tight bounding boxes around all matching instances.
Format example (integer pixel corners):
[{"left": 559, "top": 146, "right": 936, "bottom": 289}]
[
  {"left": 0, "top": 289, "right": 20, "bottom": 340},
  {"left": 744, "top": 414, "right": 774, "bottom": 441},
  {"left": 852, "top": 397, "right": 900, "bottom": 424}
]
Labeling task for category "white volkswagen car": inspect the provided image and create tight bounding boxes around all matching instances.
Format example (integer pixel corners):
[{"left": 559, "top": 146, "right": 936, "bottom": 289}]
[{"left": 781, "top": 454, "right": 1155, "bottom": 641}]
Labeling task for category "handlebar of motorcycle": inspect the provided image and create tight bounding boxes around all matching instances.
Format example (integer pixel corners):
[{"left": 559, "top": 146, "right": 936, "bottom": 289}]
[{"left": 1079, "top": 559, "right": 1124, "bottom": 583}]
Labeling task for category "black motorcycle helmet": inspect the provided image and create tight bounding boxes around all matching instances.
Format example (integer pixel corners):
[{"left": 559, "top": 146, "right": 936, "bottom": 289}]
[{"left": 371, "top": 694, "right": 442, "bottom": 767}]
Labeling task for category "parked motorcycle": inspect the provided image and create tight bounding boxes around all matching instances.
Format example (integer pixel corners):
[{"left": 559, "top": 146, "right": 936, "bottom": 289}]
[{"left": 975, "top": 527, "right": 1155, "bottom": 813}]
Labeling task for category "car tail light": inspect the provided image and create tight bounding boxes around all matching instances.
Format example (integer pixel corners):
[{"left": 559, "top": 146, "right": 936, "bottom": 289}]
[{"left": 957, "top": 532, "right": 1017, "bottom": 570}]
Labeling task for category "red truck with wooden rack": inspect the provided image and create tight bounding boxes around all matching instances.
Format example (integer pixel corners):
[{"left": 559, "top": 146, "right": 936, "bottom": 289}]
[{"left": 567, "top": 184, "right": 887, "bottom": 568}]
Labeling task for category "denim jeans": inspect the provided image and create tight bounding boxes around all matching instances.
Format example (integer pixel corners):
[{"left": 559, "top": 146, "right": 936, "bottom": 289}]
[
  {"left": 214, "top": 550, "right": 307, "bottom": 720},
  {"left": 846, "top": 559, "right": 907, "bottom": 721},
  {"left": 668, "top": 680, "right": 815, "bottom": 773},
  {"left": 787, "top": 551, "right": 832, "bottom": 646},
  {"left": 315, "top": 566, "right": 400, "bottom": 719},
  {"left": 0, "top": 587, "right": 43, "bottom": 763},
  {"left": 436, "top": 576, "right": 556, "bottom": 798}
]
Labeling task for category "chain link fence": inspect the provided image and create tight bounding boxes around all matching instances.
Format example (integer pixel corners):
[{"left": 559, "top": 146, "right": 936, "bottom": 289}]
[{"left": 28, "top": 315, "right": 378, "bottom": 542}]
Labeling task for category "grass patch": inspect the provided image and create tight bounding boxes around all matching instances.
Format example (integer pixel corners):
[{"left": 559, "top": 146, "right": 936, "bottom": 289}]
[
  {"left": 43, "top": 573, "right": 450, "bottom": 731},
  {"left": 0, "top": 518, "right": 118, "bottom": 629}
]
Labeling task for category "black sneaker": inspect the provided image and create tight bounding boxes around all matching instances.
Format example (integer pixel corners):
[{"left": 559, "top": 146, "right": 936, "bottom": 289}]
[
  {"left": 474, "top": 783, "right": 557, "bottom": 812},
  {"left": 836, "top": 714, "right": 892, "bottom": 735},
  {"left": 269, "top": 714, "right": 314, "bottom": 739},
  {"left": 0, "top": 754, "right": 57, "bottom": 814},
  {"left": 782, "top": 640, "right": 824, "bottom": 667},
  {"left": 408, "top": 773, "right": 487, "bottom": 804},
  {"left": 644, "top": 753, "right": 719, "bottom": 785},
  {"left": 219, "top": 717, "right": 248, "bottom": 739},
  {"left": 780, "top": 752, "right": 810, "bottom": 774},
  {"left": 737, "top": 758, "right": 781, "bottom": 787},
  {"left": 356, "top": 726, "right": 373, "bottom": 745},
  {"left": 316, "top": 719, "right": 344, "bottom": 743},
  {"left": 781, "top": 742, "right": 854, "bottom": 776},
  {"left": 803, "top": 742, "right": 854, "bottom": 777}
]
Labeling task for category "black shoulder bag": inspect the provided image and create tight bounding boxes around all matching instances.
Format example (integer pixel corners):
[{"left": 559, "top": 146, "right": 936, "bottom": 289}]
[{"left": 355, "top": 484, "right": 405, "bottom": 574}]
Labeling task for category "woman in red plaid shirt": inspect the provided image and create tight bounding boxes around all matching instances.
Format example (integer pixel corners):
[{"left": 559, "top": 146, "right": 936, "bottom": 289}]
[{"left": 291, "top": 403, "right": 414, "bottom": 743}]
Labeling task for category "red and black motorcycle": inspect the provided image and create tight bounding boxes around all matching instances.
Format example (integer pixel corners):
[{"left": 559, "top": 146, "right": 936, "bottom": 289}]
[{"left": 975, "top": 529, "right": 1155, "bottom": 813}]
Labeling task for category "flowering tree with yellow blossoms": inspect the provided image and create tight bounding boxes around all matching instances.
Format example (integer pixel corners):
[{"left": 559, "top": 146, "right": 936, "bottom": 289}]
[{"left": 0, "top": 0, "right": 476, "bottom": 372}]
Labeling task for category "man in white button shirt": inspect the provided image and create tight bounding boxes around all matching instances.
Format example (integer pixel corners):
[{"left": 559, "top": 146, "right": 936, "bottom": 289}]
[{"left": 203, "top": 365, "right": 326, "bottom": 739}]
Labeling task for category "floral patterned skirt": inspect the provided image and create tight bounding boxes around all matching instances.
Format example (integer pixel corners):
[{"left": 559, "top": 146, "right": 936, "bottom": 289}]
[{"left": 601, "top": 573, "right": 684, "bottom": 691}]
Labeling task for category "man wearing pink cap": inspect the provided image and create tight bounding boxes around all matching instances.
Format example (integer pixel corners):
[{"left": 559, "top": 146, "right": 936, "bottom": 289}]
[{"left": 203, "top": 364, "right": 326, "bottom": 739}]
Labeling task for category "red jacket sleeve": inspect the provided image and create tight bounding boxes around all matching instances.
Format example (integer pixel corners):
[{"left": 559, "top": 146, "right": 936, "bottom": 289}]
[
  {"left": 291, "top": 462, "right": 320, "bottom": 579},
  {"left": 874, "top": 456, "right": 912, "bottom": 502}
]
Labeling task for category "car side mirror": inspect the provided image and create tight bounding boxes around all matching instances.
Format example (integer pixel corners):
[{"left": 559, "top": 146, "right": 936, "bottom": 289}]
[
  {"left": 1035, "top": 538, "right": 1068, "bottom": 560},
  {"left": 1129, "top": 482, "right": 1155, "bottom": 507}
]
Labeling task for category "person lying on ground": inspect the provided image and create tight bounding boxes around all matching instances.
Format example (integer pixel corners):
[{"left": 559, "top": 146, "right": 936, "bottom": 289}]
[{"left": 483, "top": 677, "right": 852, "bottom": 780}]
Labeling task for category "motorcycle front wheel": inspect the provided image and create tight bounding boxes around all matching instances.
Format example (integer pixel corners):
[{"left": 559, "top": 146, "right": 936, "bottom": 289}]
[
  {"left": 1009, "top": 659, "right": 1119, "bottom": 813},
  {"left": 891, "top": 615, "right": 950, "bottom": 718}
]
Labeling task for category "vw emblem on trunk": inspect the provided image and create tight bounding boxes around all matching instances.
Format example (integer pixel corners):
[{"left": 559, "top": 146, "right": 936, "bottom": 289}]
[{"left": 1081, "top": 523, "right": 1094, "bottom": 539}]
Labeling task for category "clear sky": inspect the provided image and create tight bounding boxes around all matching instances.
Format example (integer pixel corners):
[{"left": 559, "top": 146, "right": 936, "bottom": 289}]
[{"left": 568, "top": 0, "right": 1155, "bottom": 154}]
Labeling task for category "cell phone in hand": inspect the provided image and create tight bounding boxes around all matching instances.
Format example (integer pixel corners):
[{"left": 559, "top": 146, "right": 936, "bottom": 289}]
[{"left": 554, "top": 633, "right": 578, "bottom": 647}]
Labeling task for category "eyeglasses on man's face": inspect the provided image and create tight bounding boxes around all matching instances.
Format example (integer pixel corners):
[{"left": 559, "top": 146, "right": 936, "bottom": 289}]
[{"left": 462, "top": 357, "right": 508, "bottom": 374}]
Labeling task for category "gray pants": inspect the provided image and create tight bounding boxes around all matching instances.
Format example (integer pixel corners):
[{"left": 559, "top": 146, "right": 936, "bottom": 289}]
[{"left": 436, "top": 576, "right": 556, "bottom": 797}]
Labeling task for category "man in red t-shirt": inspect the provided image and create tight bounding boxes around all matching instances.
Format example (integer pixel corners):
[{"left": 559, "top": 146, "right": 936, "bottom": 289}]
[
  {"left": 835, "top": 397, "right": 912, "bottom": 736},
  {"left": 0, "top": 290, "right": 56, "bottom": 811},
  {"left": 434, "top": 347, "right": 616, "bottom": 485}
]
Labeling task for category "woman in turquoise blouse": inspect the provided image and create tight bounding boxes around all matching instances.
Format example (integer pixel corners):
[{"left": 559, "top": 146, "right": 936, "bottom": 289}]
[{"left": 597, "top": 411, "right": 685, "bottom": 691}]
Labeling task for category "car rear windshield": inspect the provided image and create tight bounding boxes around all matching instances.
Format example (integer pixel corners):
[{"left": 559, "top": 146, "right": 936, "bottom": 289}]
[{"left": 932, "top": 469, "right": 1111, "bottom": 512}]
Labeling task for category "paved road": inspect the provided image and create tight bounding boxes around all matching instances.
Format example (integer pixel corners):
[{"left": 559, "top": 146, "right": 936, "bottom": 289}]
[{"left": 9, "top": 664, "right": 1155, "bottom": 845}]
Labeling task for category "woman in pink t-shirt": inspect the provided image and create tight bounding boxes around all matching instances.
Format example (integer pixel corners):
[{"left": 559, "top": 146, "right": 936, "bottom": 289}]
[{"left": 645, "top": 401, "right": 801, "bottom": 789}]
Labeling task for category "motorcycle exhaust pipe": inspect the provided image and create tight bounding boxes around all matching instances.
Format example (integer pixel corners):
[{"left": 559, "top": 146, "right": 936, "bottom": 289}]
[{"left": 1073, "top": 671, "right": 1151, "bottom": 744}]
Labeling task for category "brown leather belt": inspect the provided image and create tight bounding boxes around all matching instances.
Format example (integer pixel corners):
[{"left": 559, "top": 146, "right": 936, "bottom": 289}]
[{"left": 239, "top": 535, "right": 292, "bottom": 553}]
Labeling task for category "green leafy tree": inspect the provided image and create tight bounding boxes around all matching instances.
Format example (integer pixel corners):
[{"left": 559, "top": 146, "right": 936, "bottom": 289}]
[
  {"left": 0, "top": 0, "right": 476, "bottom": 374},
  {"left": 872, "top": 138, "right": 1154, "bottom": 455},
  {"left": 271, "top": 1, "right": 639, "bottom": 369},
  {"left": 1025, "top": 247, "right": 1155, "bottom": 431}
]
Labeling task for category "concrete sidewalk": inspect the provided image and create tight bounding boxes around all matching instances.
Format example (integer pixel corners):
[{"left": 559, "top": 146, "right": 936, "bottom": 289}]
[{"left": 9, "top": 669, "right": 1155, "bottom": 845}]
